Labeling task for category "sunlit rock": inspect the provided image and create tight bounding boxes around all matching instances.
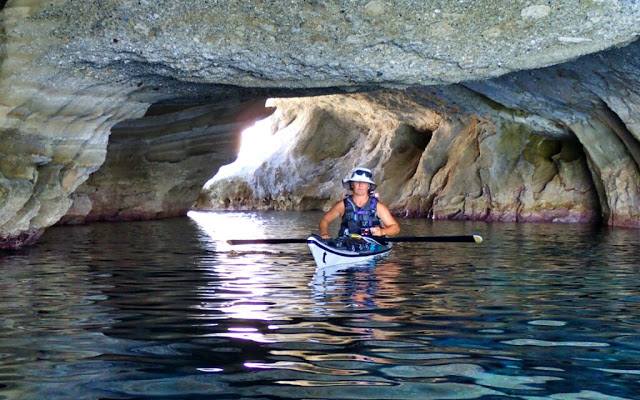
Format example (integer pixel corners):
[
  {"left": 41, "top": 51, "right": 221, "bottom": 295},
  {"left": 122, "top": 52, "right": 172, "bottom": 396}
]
[
  {"left": 196, "top": 90, "right": 599, "bottom": 224},
  {"left": 60, "top": 100, "right": 272, "bottom": 224}
]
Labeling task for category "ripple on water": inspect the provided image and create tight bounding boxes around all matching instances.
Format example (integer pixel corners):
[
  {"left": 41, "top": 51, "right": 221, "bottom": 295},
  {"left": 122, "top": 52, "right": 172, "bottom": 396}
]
[
  {"left": 502, "top": 339, "right": 610, "bottom": 347},
  {"left": 1, "top": 213, "right": 640, "bottom": 399},
  {"left": 522, "top": 389, "right": 636, "bottom": 400},
  {"left": 381, "top": 363, "right": 563, "bottom": 391},
  {"left": 528, "top": 320, "right": 568, "bottom": 326}
]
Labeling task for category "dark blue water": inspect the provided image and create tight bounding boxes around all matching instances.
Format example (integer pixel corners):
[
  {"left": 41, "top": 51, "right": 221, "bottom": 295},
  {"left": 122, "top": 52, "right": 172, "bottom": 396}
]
[{"left": 1, "top": 211, "right": 639, "bottom": 399}]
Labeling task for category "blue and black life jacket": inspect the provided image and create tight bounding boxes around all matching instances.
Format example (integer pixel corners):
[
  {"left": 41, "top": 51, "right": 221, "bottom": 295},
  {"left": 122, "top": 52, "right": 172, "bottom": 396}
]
[{"left": 338, "top": 195, "right": 381, "bottom": 236}]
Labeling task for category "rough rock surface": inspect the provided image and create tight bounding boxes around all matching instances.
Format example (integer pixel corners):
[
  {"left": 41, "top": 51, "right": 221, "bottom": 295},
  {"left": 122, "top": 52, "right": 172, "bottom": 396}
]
[
  {"left": 465, "top": 41, "right": 640, "bottom": 227},
  {"left": 25, "top": 0, "right": 640, "bottom": 86},
  {"left": 2, "top": 0, "right": 640, "bottom": 248}
]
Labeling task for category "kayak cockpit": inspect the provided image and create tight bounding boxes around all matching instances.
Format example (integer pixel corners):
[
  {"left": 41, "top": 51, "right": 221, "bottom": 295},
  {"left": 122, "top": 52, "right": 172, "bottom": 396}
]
[{"left": 307, "top": 234, "right": 392, "bottom": 267}]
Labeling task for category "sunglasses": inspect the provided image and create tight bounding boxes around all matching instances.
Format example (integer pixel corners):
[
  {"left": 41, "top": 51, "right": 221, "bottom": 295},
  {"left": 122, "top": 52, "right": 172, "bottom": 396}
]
[{"left": 353, "top": 169, "right": 372, "bottom": 178}]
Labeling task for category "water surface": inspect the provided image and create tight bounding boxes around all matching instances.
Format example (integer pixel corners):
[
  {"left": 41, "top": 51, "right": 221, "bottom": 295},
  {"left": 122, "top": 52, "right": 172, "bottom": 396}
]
[{"left": 1, "top": 211, "right": 639, "bottom": 399}]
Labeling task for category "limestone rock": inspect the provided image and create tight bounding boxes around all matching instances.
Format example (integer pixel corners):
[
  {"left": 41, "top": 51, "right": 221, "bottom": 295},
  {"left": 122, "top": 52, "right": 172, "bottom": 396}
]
[
  {"left": 196, "top": 91, "right": 599, "bottom": 224},
  {"left": 466, "top": 41, "right": 640, "bottom": 227},
  {"left": 60, "top": 100, "right": 272, "bottom": 224},
  {"left": 17, "top": 0, "right": 638, "bottom": 87},
  {"left": 520, "top": 5, "right": 551, "bottom": 20}
]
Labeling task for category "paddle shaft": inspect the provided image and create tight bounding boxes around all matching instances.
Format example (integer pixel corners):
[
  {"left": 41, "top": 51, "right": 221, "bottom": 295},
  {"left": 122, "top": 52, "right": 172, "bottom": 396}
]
[
  {"left": 227, "top": 238, "right": 308, "bottom": 245},
  {"left": 379, "top": 235, "right": 482, "bottom": 243},
  {"left": 227, "top": 235, "right": 482, "bottom": 245}
]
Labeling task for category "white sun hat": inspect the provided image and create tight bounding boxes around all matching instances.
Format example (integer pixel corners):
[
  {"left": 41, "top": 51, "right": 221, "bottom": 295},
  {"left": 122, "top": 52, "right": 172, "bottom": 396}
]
[{"left": 342, "top": 167, "right": 376, "bottom": 190}]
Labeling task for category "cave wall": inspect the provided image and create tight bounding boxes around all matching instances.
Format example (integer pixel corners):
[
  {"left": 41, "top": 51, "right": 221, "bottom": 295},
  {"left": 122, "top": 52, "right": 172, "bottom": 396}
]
[
  {"left": 198, "top": 40, "right": 640, "bottom": 227},
  {"left": 59, "top": 99, "right": 272, "bottom": 224},
  {"left": 196, "top": 90, "right": 600, "bottom": 225},
  {"left": 2, "top": 1, "right": 640, "bottom": 248},
  {"left": 465, "top": 41, "right": 640, "bottom": 227}
]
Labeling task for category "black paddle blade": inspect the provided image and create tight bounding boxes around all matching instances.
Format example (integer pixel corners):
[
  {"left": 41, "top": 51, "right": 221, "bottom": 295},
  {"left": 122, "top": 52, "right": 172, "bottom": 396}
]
[
  {"left": 379, "top": 235, "right": 483, "bottom": 244},
  {"left": 227, "top": 238, "right": 308, "bottom": 245}
]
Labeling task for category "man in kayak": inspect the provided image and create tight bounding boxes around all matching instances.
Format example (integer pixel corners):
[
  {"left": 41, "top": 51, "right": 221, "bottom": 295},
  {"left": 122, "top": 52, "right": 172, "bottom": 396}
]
[{"left": 319, "top": 167, "right": 400, "bottom": 240}]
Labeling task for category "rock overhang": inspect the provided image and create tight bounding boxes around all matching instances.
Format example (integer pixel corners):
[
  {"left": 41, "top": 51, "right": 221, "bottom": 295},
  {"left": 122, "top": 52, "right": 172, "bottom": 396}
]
[
  {"left": 12, "top": 0, "right": 640, "bottom": 91},
  {"left": 2, "top": 0, "right": 640, "bottom": 249}
]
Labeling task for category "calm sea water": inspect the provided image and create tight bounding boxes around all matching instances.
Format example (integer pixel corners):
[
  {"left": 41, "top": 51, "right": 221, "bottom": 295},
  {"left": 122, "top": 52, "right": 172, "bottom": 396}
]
[{"left": 1, "top": 211, "right": 639, "bottom": 400}]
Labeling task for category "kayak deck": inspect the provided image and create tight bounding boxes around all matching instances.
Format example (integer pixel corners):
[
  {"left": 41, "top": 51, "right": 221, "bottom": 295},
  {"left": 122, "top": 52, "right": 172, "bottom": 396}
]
[{"left": 307, "top": 234, "right": 392, "bottom": 267}]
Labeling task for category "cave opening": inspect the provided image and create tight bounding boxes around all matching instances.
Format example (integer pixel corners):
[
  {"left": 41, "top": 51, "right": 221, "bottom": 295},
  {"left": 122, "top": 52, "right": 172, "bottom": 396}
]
[
  {"left": 61, "top": 96, "right": 275, "bottom": 224},
  {"left": 56, "top": 82, "right": 621, "bottom": 232},
  {"left": 210, "top": 115, "right": 281, "bottom": 182}
]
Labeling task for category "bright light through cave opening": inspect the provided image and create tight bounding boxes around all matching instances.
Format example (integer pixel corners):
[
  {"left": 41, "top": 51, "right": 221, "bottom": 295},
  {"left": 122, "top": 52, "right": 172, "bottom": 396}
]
[{"left": 209, "top": 115, "right": 280, "bottom": 181}]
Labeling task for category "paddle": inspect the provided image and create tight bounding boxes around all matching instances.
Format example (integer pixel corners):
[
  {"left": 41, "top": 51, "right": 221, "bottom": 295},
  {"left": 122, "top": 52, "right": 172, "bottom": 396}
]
[
  {"left": 227, "top": 234, "right": 482, "bottom": 245},
  {"left": 377, "top": 235, "right": 483, "bottom": 244},
  {"left": 227, "top": 238, "right": 308, "bottom": 245}
]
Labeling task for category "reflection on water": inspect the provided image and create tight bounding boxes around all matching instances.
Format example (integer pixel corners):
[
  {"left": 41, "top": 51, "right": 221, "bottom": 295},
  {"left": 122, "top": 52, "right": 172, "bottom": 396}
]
[{"left": 1, "top": 211, "right": 639, "bottom": 399}]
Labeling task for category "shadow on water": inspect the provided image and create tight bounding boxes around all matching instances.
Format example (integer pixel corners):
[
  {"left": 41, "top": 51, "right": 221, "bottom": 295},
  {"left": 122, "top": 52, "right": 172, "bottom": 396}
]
[{"left": 1, "top": 212, "right": 639, "bottom": 399}]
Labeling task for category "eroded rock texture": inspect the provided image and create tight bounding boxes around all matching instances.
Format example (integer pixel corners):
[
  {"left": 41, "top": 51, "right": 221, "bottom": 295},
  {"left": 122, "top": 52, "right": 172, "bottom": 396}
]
[
  {"left": 197, "top": 90, "right": 600, "bottom": 224},
  {"left": 2, "top": 0, "right": 640, "bottom": 248},
  {"left": 199, "top": 41, "right": 640, "bottom": 227},
  {"left": 466, "top": 41, "right": 640, "bottom": 227}
]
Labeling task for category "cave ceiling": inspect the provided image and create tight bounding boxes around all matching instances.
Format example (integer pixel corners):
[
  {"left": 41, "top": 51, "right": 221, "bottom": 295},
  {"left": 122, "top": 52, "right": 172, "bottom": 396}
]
[{"left": 1, "top": 0, "right": 640, "bottom": 248}]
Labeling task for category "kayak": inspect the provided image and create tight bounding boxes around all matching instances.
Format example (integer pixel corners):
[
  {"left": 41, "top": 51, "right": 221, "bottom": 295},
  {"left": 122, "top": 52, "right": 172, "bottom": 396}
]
[{"left": 306, "top": 234, "right": 392, "bottom": 267}]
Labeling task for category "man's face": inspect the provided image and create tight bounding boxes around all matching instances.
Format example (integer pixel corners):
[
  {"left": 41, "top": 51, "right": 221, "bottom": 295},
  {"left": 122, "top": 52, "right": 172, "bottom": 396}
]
[{"left": 351, "top": 181, "right": 370, "bottom": 195}]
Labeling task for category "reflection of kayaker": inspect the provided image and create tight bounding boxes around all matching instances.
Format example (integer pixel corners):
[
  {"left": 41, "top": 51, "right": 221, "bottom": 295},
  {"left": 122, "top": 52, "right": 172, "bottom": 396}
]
[
  {"left": 319, "top": 167, "right": 400, "bottom": 240},
  {"left": 310, "top": 261, "right": 403, "bottom": 316}
]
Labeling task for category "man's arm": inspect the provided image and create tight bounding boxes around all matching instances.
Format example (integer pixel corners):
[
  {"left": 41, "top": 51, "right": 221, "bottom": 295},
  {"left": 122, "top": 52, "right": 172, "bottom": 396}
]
[
  {"left": 319, "top": 201, "right": 345, "bottom": 239},
  {"left": 371, "top": 202, "right": 400, "bottom": 236}
]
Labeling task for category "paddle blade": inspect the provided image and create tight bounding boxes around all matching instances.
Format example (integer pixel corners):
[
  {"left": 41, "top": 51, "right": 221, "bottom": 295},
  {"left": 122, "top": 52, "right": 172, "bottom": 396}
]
[{"left": 227, "top": 238, "right": 308, "bottom": 245}]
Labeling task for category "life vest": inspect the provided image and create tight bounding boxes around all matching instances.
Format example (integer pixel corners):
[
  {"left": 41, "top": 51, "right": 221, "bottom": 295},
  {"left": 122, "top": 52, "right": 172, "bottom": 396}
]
[{"left": 338, "top": 195, "right": 381, "bottom": 236}]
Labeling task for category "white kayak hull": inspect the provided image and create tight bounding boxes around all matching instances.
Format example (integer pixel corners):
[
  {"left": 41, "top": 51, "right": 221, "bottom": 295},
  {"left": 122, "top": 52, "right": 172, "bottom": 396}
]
[{"left": 307, "top": 235, "right": 392, "bottom": 267}]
